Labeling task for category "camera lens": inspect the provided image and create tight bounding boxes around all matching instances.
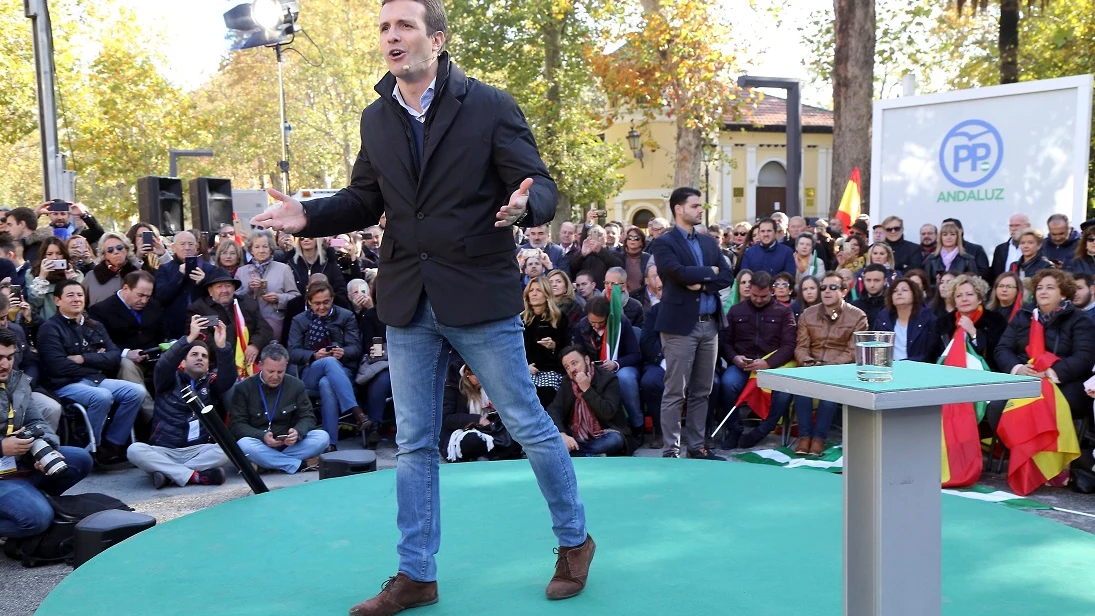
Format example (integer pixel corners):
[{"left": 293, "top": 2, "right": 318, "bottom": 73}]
[{"left": 28, "top": 439, "right": 68, "bottom": 476}]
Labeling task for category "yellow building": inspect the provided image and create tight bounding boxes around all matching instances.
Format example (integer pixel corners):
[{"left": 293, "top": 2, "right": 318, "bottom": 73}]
[{"left": 603, "top": 96, "right": 835, "bottom": 229}]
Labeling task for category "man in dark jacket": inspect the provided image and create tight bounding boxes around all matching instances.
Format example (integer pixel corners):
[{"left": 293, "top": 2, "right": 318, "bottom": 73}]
[
  {"left": 716, "top": 271, "right": 795, "bottom": 448},
  {"left": 880, "top": 215, "right": 924, "bottom": 274},
  {"left": 287, "top": 279, "right": 367, "bottom": 446},
  {"left": 251, "top": 2, "right": 592, "bottom": 608},
  {"left": 604, "top": 267, "right": 644, "bottom": 328},
  {"left": 521, "top": 223, "right": 569, "bottom": 277},
  {"left": 991, "top": 213, "right": 1031, "bottom": 283},
  {"left": 125, "top": 315, "right": 236, "bottom": 489},
  {"left": 853, "top": 264, "right": 889, "bottom": 327},
  {"left": 186, "top": 268, "right": 273, "bottom": 374},
  {"left": 155, "top": 231, "right": 215, "bottom": 339},
  {"left": 228, "top": 342, "right": 328, "bottom": 473},
  {"left": 0, "top": 327, "right": 93, "bottom": 539},
  {"left": 547, "top": 345, "right": 631, "bottom": 457},
  {"left": 38, "top": 281, "right": 144, "bottom": 465},
  {"left": 88, "top": 270, "right": 165, "bottom": 356},
  {"left": 1043, "top": 213, "right": 1080, "bottom": 268},
  {"left": 569, "top": 225, "right": 624, "bottom": 286},
  {"left": 740, "top": 217, "right": 795, "bottom": 276}
]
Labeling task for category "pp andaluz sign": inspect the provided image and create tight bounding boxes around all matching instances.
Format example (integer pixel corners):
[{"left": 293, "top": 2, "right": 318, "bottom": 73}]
[{"left": 937, "top": 119, "right": 1006, "bottom": 204}]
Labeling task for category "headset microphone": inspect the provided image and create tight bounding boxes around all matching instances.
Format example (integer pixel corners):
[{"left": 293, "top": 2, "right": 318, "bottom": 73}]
[{"left": 403, "top": 51, "right": 439, "bottom": 73}]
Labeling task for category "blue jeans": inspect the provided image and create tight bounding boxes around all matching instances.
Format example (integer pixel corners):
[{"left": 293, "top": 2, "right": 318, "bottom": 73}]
[
  {"left": 56, "top": 378, "right": 144, "bottom": 447},
  {"left": 793, "top": 396, "right": 840, "bottom": 440},
  {"left": 719, "top": 365, "right": 792, "bottom": 434},
  {"left": 364, "top": 370, "right": 392, "bottom": 423},
  {"left": 237, "top": 431, "right": 330, "bottom": 473},
  {"left": 0, "top": 446, "right": 93, "bottom": 538},
  {"left": 387, "top": 297, "right": 586, "bottom": 582},
  {"left": 302, "top": 357, "right": 358, "bottom": 444},
  {"left": 575, "top": 430, "right": 626, "bottom": 457},
  {"left": 640, "top": 365, "right": 665, "bottom": 431},
  {"left": 616, "top": 366, "right": 642, "bottom": 428}
]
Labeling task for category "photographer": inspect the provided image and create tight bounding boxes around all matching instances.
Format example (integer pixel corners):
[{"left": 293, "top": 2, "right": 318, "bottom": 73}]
[
  {"left": 0, "top": 327, "right": 93, "bottom": 538},
  {"left": 35, "top": 200, "right": 105, "bottom": 245}
]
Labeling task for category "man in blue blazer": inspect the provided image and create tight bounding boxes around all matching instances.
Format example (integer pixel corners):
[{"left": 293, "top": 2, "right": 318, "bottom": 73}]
[{"left": 649, "top": 187, "right": 734, "bottom": 460}]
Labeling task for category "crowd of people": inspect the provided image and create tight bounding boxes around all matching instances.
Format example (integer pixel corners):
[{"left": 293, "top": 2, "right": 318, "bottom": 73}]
[{"left": 3, "top": 194, "right": 1095, "bottom": 542}]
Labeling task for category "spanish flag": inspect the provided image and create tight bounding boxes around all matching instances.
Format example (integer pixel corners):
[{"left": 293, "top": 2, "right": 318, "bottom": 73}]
[
  {"left": 735, "top": 351, "right": 796, "bottom": 420},
  {"left": 996, "top": 309, "right": 1080, "bottom": 496},
  {"left": 834, "top": 167, "right": 862, "bottom": 234},
  {"left": 937, "top": 312, "right": 990, "bottom": 487},
  {"left": 233, "top": 299, "right": 254, "bottom": 379}
]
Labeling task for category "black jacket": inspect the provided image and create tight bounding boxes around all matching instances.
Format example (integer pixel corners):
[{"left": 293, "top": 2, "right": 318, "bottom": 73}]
[
  {"left": 568, "top": 248, "right": 624, "bottom": 287},
  {"left": 924, "top": 251, "right": 979, "bottom": 283},
  {"left": 990, "top": 240, "right": 1016, "bottom": 284},
  {"left": 155, "top": 258, "right": 217, "bottom": 339},
  {"left": 287, "top": 305, "right": 363, "bottom": 372},
  {"left": 885, "top": 238, "right": 924, "bottom": 274},
  {"left": 288, "top": 249, "right": 348, "bottom": 305},
  {"left": 148, "top": 338, "right": 237, "bottom": 449},
  {"left": 995, "top": 303, "right": 1095, "bottom": 384},
  {"left": 87, "top": 293, "right": 165, "bottom": 353},
  {"left": 523, "top": 314, "right": 570, "bottom": 375},
  {"left": 186, "top": 295, "right": 273, "bottom": 365},
  {"left": 639, "top": 304, "right": 664, "bottom": 369},
  {"left": 853, "top": 293, "right": 887, "bottom": 329},
  {"left": 963, "top": 240, "right": 992, "bottom": 281},
  {"left": 296, "top": 53, "right": 557, "bottom": 328},
  {"left": 931, "top": 308, "right": 1008, "bottom": 371},
  {"left": 648, "top": 227, "right": 734, "bottom": 336},
  {"left": 571, "top": 317, "right": 640, "bottom": 369},
  {"left": 1012, "top": 253, "right": 1056, "bottom": 279},
  {"left": 874, "top": 306, "right": 938, "bottom": 363},
  {"left": 37, "top": 313, "right": 121, "bottom": 390},
  {"left": 546, "top": 366, "right": 632, "bottom": 455}
]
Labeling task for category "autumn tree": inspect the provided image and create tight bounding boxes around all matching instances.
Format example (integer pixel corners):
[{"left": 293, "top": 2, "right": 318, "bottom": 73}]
[
  {"left": 593, "top": 0, "right": 742, "bottom": 189},
  {"left": 448, "top": 0, "right": 629, "bottom": 225},
  {"left": 830, "top": 0, "right": 875, "bottom": 218},
  {"left": 953, "top": 0, "right": 1051, "bottom": 85}
]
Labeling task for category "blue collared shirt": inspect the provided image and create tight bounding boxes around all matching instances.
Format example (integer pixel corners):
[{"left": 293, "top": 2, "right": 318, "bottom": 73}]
[
  {"left": 675, "top": 225, "right": 717, "bottom": 315},
  {"left": 392, "top": 78, "right": 436, "bottom": 123}
]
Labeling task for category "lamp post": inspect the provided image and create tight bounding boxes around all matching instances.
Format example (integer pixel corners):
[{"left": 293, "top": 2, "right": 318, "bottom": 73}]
[
  {"left": 626, "top": 125, "right": 644, "bottom": 168},
  {"left": 168, "top": 149, "right": 215, "bottom": 178},
  {"left": 737, "top": 75, "right": 802, "bottom": 218},
  {"left": 702, "top": 139, "right": 717, "bottom": 227},
  {"left": 224, "top": 0, "right": 300, "bottom": 194}
]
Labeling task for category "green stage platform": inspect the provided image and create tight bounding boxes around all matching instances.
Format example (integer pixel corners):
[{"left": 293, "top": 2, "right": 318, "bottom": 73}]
[{"left": 37, "top": 458, "right": 1095, "bottom": 615}]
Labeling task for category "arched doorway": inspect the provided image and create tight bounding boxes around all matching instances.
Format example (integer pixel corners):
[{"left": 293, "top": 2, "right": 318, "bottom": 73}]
[
  {"left": 631, "top": 208, "right": 656, "bottom": 230},
  {"left": 756, "top": 160, "right": 787, "bottom": 220}
]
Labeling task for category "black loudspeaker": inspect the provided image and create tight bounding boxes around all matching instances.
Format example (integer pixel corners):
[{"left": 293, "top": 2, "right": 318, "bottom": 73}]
[
  {"left": 136, "top": 177, "right": 185, "bottom": 236},
  {"left": 189, "top": 177, "right": 234, "bottom": 233}
]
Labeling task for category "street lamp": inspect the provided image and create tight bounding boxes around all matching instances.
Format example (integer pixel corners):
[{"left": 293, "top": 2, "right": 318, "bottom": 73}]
[
  {"left": 702, "top": 140, "right": 718, "bottom": 226},
  {"left": 737, "top": 75, "right": 802, "bottom": 218},
  {"left": 224, "top": 1, "right": 301, "bottom": 194},
  {"left": 626, "top": 125, "right": 644, "bottom": 167}
]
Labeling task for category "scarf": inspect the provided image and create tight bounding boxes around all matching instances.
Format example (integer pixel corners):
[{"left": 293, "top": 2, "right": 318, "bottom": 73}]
[
  {"left": 305, "top": 306, "right": 335, "bottom": 351},
  {"left": 232, "top": 299, "right": 253, "bottom": 379},
  {"left": 569, "top": 372, "right": 604, "bottom": 442},
  {"left": 1025, "top": 307, "right": 1061, "bottom": 372},
  {"left": 253, "top": 258, "right": 271, "bottom": 280},
  {"left": 591, "top": 286, "right": 623, "bottom": 361},
  {"left": 940, "top": 246, "right": 959, "bottom": 271}
]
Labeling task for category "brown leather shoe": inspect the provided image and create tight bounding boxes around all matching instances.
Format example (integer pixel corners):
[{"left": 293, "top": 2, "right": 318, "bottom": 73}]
[
  {"left": 546, "top": 534, "right": 596, "bottom": 600},
  {"left": 795, "top": 437, "right": 812, "bottom": 455},
  {"left": 809, "top": 438, "right": 826, "bottom": 456},
  {"left": 348, "top": 573, "right": 438, "bottom": 616}
]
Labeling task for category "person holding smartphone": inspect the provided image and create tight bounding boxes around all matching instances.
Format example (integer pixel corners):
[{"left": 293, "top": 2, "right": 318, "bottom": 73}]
[
  {"left": 155, "top": 231, "right": 215, "bottom": 339},
  {"left": 34, "top": 200, "right": 105, "bottom": 246},
  {"left": 25, "top": 236, "right": 82, "bottom": 323}
]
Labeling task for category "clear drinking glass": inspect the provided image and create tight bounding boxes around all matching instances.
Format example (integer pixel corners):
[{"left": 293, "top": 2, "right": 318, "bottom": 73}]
[{"left": 854, "top": 331, "right": 895, "bottom": 382}]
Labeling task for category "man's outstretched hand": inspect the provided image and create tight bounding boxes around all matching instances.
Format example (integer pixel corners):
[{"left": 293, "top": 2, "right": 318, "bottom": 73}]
[
  {"left": 252, "top": 189, "right": 308, "bottom": 234},
  {"left": 495, "top": 178, "right": 533, "bottom": 228}
]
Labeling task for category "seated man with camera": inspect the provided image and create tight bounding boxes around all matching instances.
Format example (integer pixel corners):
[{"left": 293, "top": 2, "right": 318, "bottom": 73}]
[
  {"left": 126, "top": 315, "right": 236, "bottom": 489},
  {"left": 186, "top": 268, "right": 272, "bottom": 378},
  {"left": 287, "top": 279, "right": 365, "bottom": 448},
  {"left": 228, "top": 342, "right": 329, "bottom": 474},
  {"left": 0, "top": 327, "right": 93, "bottom": 538},
  {"left": 38, "top": 281, "right": 144, "bottom": 466}
]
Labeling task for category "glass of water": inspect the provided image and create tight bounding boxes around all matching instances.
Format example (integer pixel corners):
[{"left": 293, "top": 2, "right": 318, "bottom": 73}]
[{"left": 854, "top": 331, "right": 895, "bottom": 382}]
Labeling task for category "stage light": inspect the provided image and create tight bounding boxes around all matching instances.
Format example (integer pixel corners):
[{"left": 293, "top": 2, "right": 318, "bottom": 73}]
[{"left": 251, "top": 0, "right": 284, "bottom": 31}]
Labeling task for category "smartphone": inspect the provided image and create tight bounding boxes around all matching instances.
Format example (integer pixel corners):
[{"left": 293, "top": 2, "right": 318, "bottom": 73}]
[
  {"left": 329, "top": 238, "right": 347, "bottom": 249},
  {"left": 9, "top": 284, "right": 21, "bottom": 299},
  {"left": 591, "top": 209, "right": 608, "bottom": 218},
  {"left": 258, "top": 279, "right": 268, "bottom": 293},
  {"left": 203, "top": 315, "right": 220, "bottom": 328},
  {"left": 142, "top": 230, "right": 154, "bottom": 248},
  {"left": 371, "top": 337, "right": 384, "bottom": 357},
  {"left": 185, "top": 255, "right": 198, "bottom": 274},
  {"left": 325, "top": 344, "right": 337, "bottom": 352},
  {"left": 519, "top": 248, "right": 539, "bottom": 261},
  {"left": 48, "top": 199, "right": 70, "bottom": 212},
  {"left": 47, "top": 259, "right": 67, "bottom": 271},
  {"left": 274, "top": 434, "right": 288, "bottom": 441},
  {"left": 592, "top": 360, "right": 605, "bottom": 366}
]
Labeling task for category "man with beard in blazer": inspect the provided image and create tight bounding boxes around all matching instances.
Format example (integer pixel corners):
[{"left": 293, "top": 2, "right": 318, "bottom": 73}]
[{"left": 252, "top": 0, "right": 591, "bottom": 612}]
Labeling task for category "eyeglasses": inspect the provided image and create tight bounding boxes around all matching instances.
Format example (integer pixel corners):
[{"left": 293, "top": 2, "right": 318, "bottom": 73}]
[
  {"left": 626, "top": 236, "right": 643, "bottom": 241},
  {"left": 733, "top": 231, "right": 748, "bottom": 236},
  {"left": 105, "top": 245, "right": 126, "bottom": 254},
  {"left": 822, "top": 284, "right": 843, "bottom": 291},
  {"left": 773, "top": 282, "right": 790, "bottom": 288},
  {"left": 884, "top": 226, "right": 902, "bottom": 232},
  {"left": 218, "top": 231, "right": 235, "bottom": 237},
  {"left": 1086, "top": 236, "right": 1095, "bottom": 242},
  {"left": 996, "top": 284, "right": 1018, "bottom": 290}
]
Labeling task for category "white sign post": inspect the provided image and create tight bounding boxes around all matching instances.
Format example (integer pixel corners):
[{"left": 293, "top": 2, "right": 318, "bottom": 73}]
[{"left": 871, "top": 75, "right": 1093, "bottom": 248}]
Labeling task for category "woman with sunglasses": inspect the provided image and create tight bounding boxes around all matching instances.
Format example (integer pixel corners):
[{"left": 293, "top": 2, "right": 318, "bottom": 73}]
[
  {"left": 620, "top": 225, "right": 651, "bottom": 296},
  {"left": 987, "top": 272, "right": 1024, "bottom": 323},
  {"left": 772, "top": 272, "right": 795, "bottom": 306},
  {"left": 1067, "top": 225, "right": 1095, "bottom": 277},
  {"left": 84, "top": 233, "right": 151, "bottom": 306}
]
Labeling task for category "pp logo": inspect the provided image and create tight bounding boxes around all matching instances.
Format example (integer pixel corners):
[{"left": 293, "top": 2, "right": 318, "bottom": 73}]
[{"left": 939, "top": 119, "right": 1004, "bottom": 188}]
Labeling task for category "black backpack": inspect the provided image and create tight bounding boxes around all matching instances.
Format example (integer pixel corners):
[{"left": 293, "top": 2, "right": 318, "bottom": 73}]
[{"left": 3, "top": 492, "right": 133, "bottom": 567}]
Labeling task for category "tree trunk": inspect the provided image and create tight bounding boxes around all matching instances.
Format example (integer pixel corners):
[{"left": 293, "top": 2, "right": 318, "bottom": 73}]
[
  {"left": 830, "top": 0, "right": 876, "bottom": 218},
  {"left": 998, "top": 0, "right": 1020, "bottom": 84},
  {"left": 542, "top": 17, "right": 567, "bottom": 234},
  {"left": 674, "top": 116, "right": 702, "bottom": 190}
]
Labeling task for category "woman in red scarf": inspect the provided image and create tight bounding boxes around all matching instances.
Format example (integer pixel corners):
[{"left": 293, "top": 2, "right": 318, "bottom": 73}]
[{"left": 932, "top": 275, "right": 1008, "bottom": 371}]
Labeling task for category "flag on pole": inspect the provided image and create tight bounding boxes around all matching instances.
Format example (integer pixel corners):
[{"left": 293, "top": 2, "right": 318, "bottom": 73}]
[
  {"left": 600, "top": 284, "right": 624, "bottom": 361},
  {"left": 734, "top": 351, "right": 795, "bottom": 420},
  {"left": 834, "top": 167, "right": 862, "bottom": 234},
  {"left": 937, "top": 326, "right": 990, "bottom": 488},
  {"left": 996, "top": 309, "right": 1081, "bottom": 495},
  {"left": 720, "top": 281, "right": 740, "bottom": 314}
]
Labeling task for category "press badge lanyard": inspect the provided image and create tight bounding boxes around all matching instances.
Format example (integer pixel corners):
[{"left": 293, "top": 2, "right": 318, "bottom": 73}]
[{"left": 259, "top": 380, "right": 283, "bottom": 429}]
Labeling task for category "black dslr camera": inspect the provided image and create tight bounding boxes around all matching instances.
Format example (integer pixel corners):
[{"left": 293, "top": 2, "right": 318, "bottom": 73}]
[{"left": 15, "top": 425, "right": 68, "bottom": 476}]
